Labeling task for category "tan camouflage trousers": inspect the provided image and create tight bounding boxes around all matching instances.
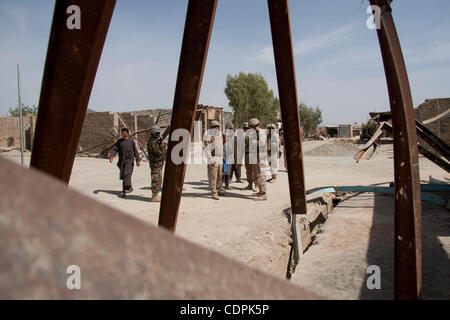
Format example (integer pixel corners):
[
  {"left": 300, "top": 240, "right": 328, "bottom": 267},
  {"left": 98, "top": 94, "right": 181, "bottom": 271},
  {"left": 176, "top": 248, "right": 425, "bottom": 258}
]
[
  {"left": 207, "top": 164, "right": 223, "bottom": 194},
  {"left": 249, "top": 163, "right": 266, "bottom": 194},
  {"left": 150, "top": 165, "right": 163, "bottom": 192},
  {"left": 245, "top": 154, "right": 253, "bottom": 184}
]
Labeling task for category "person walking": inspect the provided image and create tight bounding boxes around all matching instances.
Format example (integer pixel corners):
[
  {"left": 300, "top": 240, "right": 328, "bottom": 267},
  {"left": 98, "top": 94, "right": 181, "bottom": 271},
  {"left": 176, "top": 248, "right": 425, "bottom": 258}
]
[
  {"left": 247, "top": 118, "right": 267, "bottom": 201},
  {"left": 146, "top": 125, "right": 167, "bottom": 202},
  {"left": 109, "top": 127, "right": 141, "bottom": 198},
  {"left": 221, "top": 133, "right": 231, "bottom": 190},
  {"left": 229, "top": 128, "right": 243, "bottom": 183},
  {"left": 243, "top": 122, "right": 256, "bottom": 191},
  {"left": 267, "top": 124, "right": 280, "bottom": 183},
  {"left": 204, "top": 120, "right": 224, "bottom": 200}
]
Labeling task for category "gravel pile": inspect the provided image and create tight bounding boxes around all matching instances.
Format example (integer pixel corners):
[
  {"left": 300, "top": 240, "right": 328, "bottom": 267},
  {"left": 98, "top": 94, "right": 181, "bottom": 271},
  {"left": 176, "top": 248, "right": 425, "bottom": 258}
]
[{"left": 304, "top": 140, "right": 361, "bottom": 157}]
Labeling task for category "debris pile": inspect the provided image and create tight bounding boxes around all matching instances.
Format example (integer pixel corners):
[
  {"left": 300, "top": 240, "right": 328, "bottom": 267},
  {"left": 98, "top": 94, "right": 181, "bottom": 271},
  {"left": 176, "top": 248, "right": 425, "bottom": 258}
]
[{"left": 304, "top": 140, "right": 360, "bottom": 157}]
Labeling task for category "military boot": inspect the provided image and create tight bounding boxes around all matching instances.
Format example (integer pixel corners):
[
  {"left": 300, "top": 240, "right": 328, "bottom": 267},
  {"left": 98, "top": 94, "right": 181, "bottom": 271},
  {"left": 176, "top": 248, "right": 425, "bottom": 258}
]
[
  {"left": 152, "top": 192, "right": 161, "bottom": 202},
  {"left": 245, "top": 183, "right": 253, "bottom": 190},
  {"left": 255, "top": 193, "right": 267, "bottom": 201},
  {"left": 212, "top": 193, "right": 220, "bottom": 200}
]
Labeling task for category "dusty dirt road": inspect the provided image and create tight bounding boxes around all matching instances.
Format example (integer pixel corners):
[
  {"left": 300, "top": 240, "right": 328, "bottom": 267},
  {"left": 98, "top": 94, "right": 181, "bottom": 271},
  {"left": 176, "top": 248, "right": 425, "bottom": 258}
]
[{"left": 2, "top": 139, "right": 449, "bottom": 297}]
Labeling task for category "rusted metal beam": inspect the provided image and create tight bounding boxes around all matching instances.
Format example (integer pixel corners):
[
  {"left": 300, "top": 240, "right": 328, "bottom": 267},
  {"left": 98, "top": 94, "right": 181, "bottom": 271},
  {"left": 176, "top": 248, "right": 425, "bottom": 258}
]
[
  {"left": 0, "top": 157, "right": 322, "bottom": 299},
  {"left": 354, "top": 121, "right": 391, "bottom": 162},
  {"left": 30, "top": 0, "right": 116, "bottom": 183},
  {"left": 416, "top": 120, "right": 450, "bottom": 161},
  {"left": 267, "top": 0, "right": 307, "bottom": 216},
  {"left": 370, "top": 0, "right": 422, "bottom": 300},
  {"left": 417, "top": 144, "right": 450, "bottom": 173},
  {"left": 158, "top": 0, "right": 217, "bottom": 232}
]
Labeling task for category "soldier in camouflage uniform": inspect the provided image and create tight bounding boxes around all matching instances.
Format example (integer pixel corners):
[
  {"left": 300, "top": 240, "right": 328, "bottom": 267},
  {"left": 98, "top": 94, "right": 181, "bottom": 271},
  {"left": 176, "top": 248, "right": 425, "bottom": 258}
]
[
  {"left": 248, "top": 118, "right": 267, "bottom": 201},
  {"left": 204, "top": 120, "right": 224, "bottom": 200},
  {"left": 243, "top": 122, "right": 256, "bottom": 191},
  {"left": 266, "top": 124, "right": 281, "bottom": 183},
  {"left": 146, "top": 125, "right": 167, "bottom": 202}
]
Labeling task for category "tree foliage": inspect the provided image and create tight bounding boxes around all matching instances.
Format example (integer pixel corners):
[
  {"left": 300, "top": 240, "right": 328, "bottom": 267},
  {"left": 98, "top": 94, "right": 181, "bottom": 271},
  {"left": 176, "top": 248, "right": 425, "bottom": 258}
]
[
  {"left": 8, "top": 105, "right": 38, "bottom": 117},
  {"left": 362, "top": 119, "right": 378, "bottom": 137},
  {"left": 224, "top": 72, "right": 279, "bottom": 128},
  {"left": 299, "top": 103, "right": 322, "bottom": 135}
]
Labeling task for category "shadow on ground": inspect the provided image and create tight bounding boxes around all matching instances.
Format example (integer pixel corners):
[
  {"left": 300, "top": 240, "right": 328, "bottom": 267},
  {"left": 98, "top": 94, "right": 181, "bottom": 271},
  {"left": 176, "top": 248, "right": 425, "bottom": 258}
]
[
  {"left": 181, "top": 190, "right": 254, "bottom": 200},
  {"left": 93, "top": 189, "right": 152, "bottom": 202},
  {"left": 359, "top": 193, "right": 450, "bottom": 299}
]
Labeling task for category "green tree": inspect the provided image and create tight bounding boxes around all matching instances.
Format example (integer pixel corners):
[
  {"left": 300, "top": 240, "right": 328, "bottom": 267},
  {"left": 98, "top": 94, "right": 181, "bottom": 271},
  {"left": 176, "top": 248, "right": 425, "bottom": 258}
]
[
  {"left": 362, "top": 119, "right": 378, "bottom": 137},
  {"left": 299, "top": 103, "right": 322, "bottom": 135},
  {"left": 224, "top": 72, "right": 279, "bottom": 128},
  {"left": 8, "top": 105, "right": 38, "bottom": 117}
]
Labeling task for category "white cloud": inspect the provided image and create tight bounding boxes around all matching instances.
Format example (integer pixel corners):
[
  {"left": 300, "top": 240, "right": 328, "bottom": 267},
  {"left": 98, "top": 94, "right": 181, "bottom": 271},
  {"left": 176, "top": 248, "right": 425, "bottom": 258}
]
[
  {"left": 255, "top": 45, "right": 274, "bottom": 64},
  {"left": 255, "top": 23, "right": 357, "bottom": 64},
  {"left": 404, "top": 41, "right": 450, "bottom": 66},
  {"left": 294, "top": 23, "right": 356, "bottom": 56}
]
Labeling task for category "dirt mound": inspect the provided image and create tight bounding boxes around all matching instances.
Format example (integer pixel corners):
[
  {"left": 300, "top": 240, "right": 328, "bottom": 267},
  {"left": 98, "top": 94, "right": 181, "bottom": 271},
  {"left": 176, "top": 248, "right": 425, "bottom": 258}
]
[{"left": 304, "top": 140, "right": 360, "bottom": 157}]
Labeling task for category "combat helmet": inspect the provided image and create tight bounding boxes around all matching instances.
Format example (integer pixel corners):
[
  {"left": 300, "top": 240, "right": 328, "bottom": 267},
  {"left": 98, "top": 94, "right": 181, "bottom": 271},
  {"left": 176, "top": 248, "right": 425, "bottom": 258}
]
[
  {"left": 248, "top": 118, "right": 260, "bottom": 127},
  {"left": 210, "top": 120, "right": 220, "bottom": 128},
  {"left": 150, "top": 125, "right": 161, "bottom": 134}
]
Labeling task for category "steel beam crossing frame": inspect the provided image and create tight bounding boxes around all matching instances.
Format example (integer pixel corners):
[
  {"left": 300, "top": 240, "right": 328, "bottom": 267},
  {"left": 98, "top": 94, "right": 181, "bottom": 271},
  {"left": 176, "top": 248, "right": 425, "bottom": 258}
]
[
  {"left": 267, "top": 0, "right": 307, "bottom": 216},
  {"left": 30, "top": 0, "right": 116, "bottom": 183},
  {"left": 370, "top": 0, "right": 422, "bottom": 299},
  {"left": 28, "top": 0, "right": 423, "bottom": 299},
  {"left": 157, "top": 0, "right": 218, "bottom": 231}
]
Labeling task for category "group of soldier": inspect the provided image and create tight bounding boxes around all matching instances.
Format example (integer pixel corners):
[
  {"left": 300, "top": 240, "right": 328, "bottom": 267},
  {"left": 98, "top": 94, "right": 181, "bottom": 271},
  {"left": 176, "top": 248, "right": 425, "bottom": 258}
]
[
  {"left": 108, "top": 117, "right": 281, "bottom": 202},
  {"left": 203, "top": 117, "right": 274, "bottom": 201}
]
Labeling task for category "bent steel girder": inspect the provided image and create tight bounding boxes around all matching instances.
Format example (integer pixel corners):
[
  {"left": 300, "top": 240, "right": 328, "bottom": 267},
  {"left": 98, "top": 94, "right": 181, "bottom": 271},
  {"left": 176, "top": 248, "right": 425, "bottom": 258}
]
[
  {"left": 370, "top": 0, "right": 422, "bottom": 299},
  {"left": 30, "top": 0, "right": 116, "bottom": 183},
  {"left": 158, "top": 0, "right": 218, "bottom": 231}
]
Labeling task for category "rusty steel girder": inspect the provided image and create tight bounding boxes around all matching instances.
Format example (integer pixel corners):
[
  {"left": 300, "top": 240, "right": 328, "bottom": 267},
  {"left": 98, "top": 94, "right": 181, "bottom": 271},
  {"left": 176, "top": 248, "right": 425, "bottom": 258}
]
[
  {"left": 30, "top": 0, "right": 116, "bottom": 183},
  {"left": 416, "top": 120, "right": 450, "bottom": 161},
  {"left": 20, "top": 0, "right": 426, "bottom": 300},
  {"left": 158, "top": 0, "right": 218, "bottom": 232},
  {"left": 267, "top": 0, "right": 307, "bottom": 217},
  {"left": 0, "top": 157, "right": 322, "bottom": 299},
  {"left": 370, "top": 0, "right": 422, "bottom": 299}
]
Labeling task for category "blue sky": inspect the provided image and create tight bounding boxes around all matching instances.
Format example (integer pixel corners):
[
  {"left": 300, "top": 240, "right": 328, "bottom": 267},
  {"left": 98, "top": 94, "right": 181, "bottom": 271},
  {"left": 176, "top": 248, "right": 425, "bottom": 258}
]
[{"left": 1, "top": 0, "right": 449, "bottom": 124}]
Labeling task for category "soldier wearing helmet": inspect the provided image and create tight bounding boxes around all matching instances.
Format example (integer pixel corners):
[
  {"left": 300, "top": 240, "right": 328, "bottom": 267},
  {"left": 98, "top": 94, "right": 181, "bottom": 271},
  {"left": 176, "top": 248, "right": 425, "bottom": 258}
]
[
  {"left": 146, "top": 125, "right": 167, "bottom": 202},
  {"left": 204, "top": 120, "right": 224, "bottom": 200},
  {"left": 247, "top": 118, "right": 267, "bottom": 200}
]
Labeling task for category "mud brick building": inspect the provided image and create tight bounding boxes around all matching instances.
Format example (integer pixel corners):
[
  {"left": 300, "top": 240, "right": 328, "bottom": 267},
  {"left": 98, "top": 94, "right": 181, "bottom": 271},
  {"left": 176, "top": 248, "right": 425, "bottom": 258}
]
[
  {"left": 77, "top": 106, "right": 233, "bottom": 156},
  {"left": 415, "top": 98, "right": 450, "bottom": 145},
  {"left": 0, "top": 115, "right": 36, "bottom": 149}
]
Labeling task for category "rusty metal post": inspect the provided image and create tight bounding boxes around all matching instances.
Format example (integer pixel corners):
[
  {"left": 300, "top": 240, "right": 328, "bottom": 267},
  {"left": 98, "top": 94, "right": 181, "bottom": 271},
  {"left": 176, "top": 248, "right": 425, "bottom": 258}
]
[
  {"left": 30, "top": 0, "right": 116, "bottom": 183},
  {"left": 267, "top": 0, "right": 307, "bottom": 216},
  {"left": 158, "top": 0, "right": 217, "bottom": 232},
  {"left": 370, "top": 0, "right": 422, "bottom": 299}
]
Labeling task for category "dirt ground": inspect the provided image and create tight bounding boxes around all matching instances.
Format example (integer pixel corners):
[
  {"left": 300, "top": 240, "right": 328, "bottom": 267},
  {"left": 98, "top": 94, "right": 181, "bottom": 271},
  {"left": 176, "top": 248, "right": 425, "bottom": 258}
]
[
  {"left": 2, "top": 138, "right": 449, "bottom": 298},
  {"left": 291, "top": 192, "right": 450, "bottom": 299}
]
